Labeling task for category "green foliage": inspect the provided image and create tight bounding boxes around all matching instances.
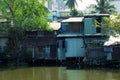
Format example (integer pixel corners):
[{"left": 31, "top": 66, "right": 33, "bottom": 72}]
[
  {"left": 70, "top": 9, "right": 79, "bottom": 17},
  {"left": 0, "top": 0, "right": 52, "bottom": 66},
  {"left": 70, "top": 9, "right": 84, "bottom": 17},
  {"left": 3, "top": 27, "right": 25, "bottom": 65},
  {"left": 0, "top": 0, "right": 50, "bottom": 30},
  {"left": 65, "top": 0, "right": 78, "bottom": 10},
  {"left": 91, "top": 40, "right": 98, "bottom": 47},
  {"left": 87, "top": 0, "right": 116, "bottom": 14},
  {"left": 95, "top": 14, "right": 120, "bottom": 35},
  {"left": 6, "top": 27, "right": 25, "bottom": 51},
  {"left": 78, "top": 11, "right": 84, "bottom": 16}
]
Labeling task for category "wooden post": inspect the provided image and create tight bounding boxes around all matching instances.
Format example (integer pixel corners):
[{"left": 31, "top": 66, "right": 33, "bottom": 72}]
[{"left": 32, "top": 47, "right": 35, "bottom": 63}]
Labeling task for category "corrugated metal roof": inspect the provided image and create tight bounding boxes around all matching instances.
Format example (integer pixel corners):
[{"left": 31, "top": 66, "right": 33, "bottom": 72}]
[
  {"left": 84, "top": 14, "right": 109, "bottom": 17},
  {"left": 62, "top": 17, "right": 84, "bottom": 22},
  {"left": 50, "top": 21, "right": 61, "bottom": 30},
  {"left": 57, "top": 33, "right": 83, "bottom": 38}
]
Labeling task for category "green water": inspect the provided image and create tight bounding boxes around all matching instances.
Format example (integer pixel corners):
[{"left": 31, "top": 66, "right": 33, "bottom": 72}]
[{"left": 0, "top": 67, "right": 120, "bottom": 80}]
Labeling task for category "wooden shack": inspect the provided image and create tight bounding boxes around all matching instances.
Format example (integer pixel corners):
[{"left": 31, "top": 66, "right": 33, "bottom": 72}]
[
  {"left": 22, "top": 30, "right": 58, "bottom": 66},
  {"left": 104, "top": 45, "right": 120, "bottom": 61}
]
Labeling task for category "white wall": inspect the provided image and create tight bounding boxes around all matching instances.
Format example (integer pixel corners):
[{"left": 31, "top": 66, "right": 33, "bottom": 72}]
[{"left": 65, "top": 38, "right": 85, "bottom": 57}]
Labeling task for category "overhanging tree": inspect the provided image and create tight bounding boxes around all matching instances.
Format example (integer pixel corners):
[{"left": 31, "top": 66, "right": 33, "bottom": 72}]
[
  {"left": 0, "top": 0, "right": 51, "bottom": 65},
  {"left": 96, "top": 14, "right": 120, "bottom": 35},
  {"left": 0, "top": 0, "right": 51, "bottom": 30}
]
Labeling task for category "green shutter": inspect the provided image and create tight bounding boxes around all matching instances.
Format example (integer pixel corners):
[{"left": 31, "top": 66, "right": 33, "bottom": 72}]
[{"left": 84, "top": 18, "right": 94, "bottom": 34}]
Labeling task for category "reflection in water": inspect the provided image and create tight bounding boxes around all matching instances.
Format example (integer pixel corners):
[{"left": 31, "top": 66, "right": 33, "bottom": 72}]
[{"left": 0, "top": 67, "right": 120, "bottom": 80}]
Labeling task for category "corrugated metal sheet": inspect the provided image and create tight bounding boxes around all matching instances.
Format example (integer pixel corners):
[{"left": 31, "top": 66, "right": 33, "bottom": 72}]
[
  {"left": 62, "top": 17, "right": 84, "bottom": 22},
  {"left": 84, "top": 14, "right": 109, "bottom": 17},
  {"left": 57, "top": 33, "right": 83, "bottom": 37}
]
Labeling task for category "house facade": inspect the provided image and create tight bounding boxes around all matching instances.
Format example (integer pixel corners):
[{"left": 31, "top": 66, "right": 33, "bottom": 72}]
[
  {"left": 83, "top": 14, "right": 109, "bottom": 66},
  {"left": 57, "top": 17, "right": 84, "bottom": 67},
  {"left": 57, "top": 14, "right": 109, "bottom": 67}
]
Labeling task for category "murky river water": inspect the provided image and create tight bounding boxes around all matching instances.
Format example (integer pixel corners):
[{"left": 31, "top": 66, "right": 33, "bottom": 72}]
[{"left": 0, "top": 67, "right": 120, "bottom": 80}]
